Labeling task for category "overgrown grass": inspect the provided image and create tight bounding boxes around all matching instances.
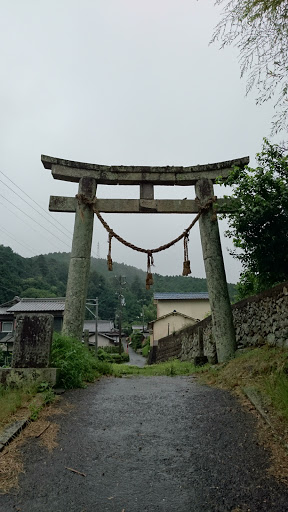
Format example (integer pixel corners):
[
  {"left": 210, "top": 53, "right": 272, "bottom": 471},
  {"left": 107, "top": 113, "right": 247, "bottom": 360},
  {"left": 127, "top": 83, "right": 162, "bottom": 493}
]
[
  {"left": 0, "top": 382, "right": 54, "bottom": 430},
  {"left": 141, "top": 339, "right": 150, "bottom": 358},
  {"left": 51, "top": 333, "right": 201, "bottom": 384},
  {"left": 0, "top": 384, "right": 37, "bottom": 427},
  {"left": 110, "top": 359, "right": 204, "bottom": 377},
  {"left": 51, "top": 333, "right": 101, "bottom": 389},
  {"left": 199, "top": 346, "right": 288, "bottom": 421}
]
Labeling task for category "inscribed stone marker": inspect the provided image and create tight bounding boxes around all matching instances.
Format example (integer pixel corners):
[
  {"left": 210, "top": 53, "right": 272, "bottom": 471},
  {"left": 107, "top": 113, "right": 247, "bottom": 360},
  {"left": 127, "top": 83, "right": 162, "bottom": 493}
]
[{"left": 12, "top": 314, "right": 54, "bottom": 368}]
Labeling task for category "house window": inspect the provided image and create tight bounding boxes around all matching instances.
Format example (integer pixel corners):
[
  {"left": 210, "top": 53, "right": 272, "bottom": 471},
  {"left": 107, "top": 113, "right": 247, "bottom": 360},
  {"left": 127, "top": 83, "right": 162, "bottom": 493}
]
[{"left": 2, "top": 321, "right": 13, "bottom": 332}]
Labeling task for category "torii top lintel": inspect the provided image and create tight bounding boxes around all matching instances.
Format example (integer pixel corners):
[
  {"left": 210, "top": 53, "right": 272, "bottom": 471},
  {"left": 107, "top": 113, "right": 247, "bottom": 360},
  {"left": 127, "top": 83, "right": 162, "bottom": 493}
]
[{"left": 41, "top": 154, "right": 249, "bottom": 186}]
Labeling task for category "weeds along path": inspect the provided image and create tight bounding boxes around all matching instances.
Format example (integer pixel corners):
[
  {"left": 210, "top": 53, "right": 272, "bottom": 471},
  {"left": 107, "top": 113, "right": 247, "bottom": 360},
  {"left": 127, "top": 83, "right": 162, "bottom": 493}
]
[{"left": 1, "top": 376, "right": 288, "bottom": 512}]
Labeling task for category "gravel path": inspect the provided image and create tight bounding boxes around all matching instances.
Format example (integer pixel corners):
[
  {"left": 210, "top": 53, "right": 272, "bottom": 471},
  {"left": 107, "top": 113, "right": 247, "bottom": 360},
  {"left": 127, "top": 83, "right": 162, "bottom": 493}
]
[{"left": 1, "top": 376, "right": 288, "bottom": 512}]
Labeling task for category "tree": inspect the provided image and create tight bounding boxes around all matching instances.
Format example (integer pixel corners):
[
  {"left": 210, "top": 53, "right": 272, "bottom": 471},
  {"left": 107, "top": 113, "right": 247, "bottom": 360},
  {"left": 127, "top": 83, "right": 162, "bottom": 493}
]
[
  {"left": 220, "top": 139, "right": 288, "bottom": 298},
  {"left": 212, "top": 0, "right": 288, "bottom": 133}
]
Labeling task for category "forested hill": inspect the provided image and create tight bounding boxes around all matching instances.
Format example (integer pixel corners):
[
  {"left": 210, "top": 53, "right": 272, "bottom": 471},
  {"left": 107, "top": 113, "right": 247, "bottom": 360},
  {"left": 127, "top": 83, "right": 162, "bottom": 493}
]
[{"left": 0, "top": 245, "right": 236, "bottom": 324}]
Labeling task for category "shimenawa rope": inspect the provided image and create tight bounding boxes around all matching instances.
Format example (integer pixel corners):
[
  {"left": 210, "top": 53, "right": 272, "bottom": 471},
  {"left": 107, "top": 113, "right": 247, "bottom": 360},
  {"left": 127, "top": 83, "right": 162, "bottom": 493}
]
[{"left": 76, "top": 194, "right": 216, "bottom": 288}]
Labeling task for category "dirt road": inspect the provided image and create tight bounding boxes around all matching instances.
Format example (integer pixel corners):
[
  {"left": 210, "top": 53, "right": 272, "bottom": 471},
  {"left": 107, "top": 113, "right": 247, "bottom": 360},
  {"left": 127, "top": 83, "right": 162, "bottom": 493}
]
[{"left": 1, "top": 375, "right": 288, "bottom": 512}]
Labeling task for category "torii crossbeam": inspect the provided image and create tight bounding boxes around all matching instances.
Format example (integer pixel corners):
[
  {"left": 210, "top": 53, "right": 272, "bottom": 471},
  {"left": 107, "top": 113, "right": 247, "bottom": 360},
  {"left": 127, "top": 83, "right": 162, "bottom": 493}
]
[{"left": 42, "top": 154, "right": 249, "bottom": 363}]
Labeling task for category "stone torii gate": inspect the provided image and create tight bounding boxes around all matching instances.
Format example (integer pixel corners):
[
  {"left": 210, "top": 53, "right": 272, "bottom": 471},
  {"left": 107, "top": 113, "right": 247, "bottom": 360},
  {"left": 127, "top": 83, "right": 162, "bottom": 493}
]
[{"left": 41, "top": 154, "right": 249, "bottom": 363}]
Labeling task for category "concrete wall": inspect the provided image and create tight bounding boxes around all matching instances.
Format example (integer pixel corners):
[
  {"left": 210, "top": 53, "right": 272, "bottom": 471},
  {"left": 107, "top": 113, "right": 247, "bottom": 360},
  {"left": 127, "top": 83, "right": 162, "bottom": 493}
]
[
  {"left": 152, "top": 282, "right": 288, "bottom": 364},
  {"left": 156, "top": 299, "right": 210, "bottom": 321}
]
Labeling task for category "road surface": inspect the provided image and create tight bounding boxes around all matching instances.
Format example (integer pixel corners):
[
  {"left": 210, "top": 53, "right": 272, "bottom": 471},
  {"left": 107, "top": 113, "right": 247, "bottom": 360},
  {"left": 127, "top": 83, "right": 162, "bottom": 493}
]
[
  {"left": 1, "top": 376, "right": 288, "bottom": 512},
  {"left": 126, "top": 345, "right": 147, "bottom": 367}
]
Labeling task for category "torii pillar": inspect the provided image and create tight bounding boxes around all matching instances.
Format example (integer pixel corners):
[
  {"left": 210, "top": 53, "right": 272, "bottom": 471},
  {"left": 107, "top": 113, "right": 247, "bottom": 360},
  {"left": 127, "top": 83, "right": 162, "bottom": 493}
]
[
  {"left": 196, "top": 178, "right": 236, "bottom": 362},
  {"left": 62, "top": 177, "right": 96, "bottom": 339}
]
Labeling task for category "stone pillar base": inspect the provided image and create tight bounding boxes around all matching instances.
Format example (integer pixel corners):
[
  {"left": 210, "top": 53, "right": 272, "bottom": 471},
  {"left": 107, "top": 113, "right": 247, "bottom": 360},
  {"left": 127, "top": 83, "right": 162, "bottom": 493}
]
[{"left": 0, "top": 368, "right": 60, "bottom": 388}]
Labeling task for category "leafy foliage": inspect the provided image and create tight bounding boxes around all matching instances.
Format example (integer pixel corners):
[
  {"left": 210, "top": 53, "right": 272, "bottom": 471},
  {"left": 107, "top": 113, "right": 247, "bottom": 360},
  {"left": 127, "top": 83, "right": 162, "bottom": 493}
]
[
  {"left": 130, "top": 331, "right": 144, "bottom": 351},
  {"left": 142, "top": 337, "right": 151, "bottom": 358},
  {"left": 97, "top": 347, "right": 129, "bottom": 364},
  {"left": 51, "top": 333, "right": 99, "bottom": 389},
  {"left": 212, "top": 0, "right": 288, "bottom": 133},
  {"left": 219, "top": 139, "right": 288, "bottom": 298}
]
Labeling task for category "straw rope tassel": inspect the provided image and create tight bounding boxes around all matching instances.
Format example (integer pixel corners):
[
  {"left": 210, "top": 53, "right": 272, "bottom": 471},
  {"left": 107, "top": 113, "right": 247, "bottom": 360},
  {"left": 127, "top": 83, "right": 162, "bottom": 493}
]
[
  {"left": 107, "top": 233, "right": 113, "bottom": 271},
  {"left": 146, "top": 252, "right": 154, "bottom": 289},
  {"left": 182, "top": 232, "right": 191, "bottom": 276}
]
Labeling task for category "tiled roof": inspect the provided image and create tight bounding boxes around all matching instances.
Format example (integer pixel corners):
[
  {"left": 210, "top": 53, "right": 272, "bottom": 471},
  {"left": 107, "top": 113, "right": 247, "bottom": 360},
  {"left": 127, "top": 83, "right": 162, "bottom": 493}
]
[
  {"left": 0, "top": 333, "right": 14, "bottom": 343},
  {"left": 154, "top": 292, "right": 209, "bottom": 300},
  {"left": 0, "top": 296, "right": 21, "bottom": 315},
  {"left": 149, "top": 311, "right": 199, "bottom": 325},
  {"left": 0, "top": 307, "right": 13, "bottom": 316},
  {"left": 8, "top": 298, "right": 66, "bottom": 313},
  {"left": 83, "top": 320, "right": 114, "bottom": 333}
]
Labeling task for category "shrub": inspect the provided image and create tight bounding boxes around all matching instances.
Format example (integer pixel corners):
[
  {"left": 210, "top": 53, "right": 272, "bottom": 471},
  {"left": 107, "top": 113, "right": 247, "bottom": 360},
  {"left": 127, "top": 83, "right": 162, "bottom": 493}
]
[
  {"left": 142, "top": 337, "right": 150, "bottom": 358},
  {"left": 97, "top": 347, "right": 129, "bottom": 364},
  {"left": 130, "top": 331, "right": 144, "bottom": 351},
  {"left": 102, "top": 345, "right": 124, "bottom": 354},
  {"left": 51, "top": 333, "right": 99, "bottom": 389}
]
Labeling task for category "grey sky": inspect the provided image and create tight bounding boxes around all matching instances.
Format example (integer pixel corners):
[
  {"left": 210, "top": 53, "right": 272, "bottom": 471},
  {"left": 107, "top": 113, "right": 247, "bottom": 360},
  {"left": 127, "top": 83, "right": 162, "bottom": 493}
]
[{"left": 0, "top": 1, "right": 278, "bottom": 283}]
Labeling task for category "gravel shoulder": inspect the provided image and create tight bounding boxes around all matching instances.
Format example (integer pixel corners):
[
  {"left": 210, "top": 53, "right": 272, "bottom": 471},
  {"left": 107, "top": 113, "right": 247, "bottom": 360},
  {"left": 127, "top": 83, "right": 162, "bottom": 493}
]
[{"left": 1, "top": 375, "right": 288, "bottom": 512}]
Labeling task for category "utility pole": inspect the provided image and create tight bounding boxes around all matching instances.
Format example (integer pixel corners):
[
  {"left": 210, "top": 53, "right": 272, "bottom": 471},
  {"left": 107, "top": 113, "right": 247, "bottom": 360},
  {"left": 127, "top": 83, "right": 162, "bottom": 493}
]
[
  {"left": 95, "top": 297, "right": 98, "bottom": 356},
  {"left": 142, "top": 305, "right": 145, "bottom": 333},
  {"left": 115, "top": 275, "right": 126, "bottom": 355},
  {"left": 86, "top": 298, "right": 98, "bottom": 357}
]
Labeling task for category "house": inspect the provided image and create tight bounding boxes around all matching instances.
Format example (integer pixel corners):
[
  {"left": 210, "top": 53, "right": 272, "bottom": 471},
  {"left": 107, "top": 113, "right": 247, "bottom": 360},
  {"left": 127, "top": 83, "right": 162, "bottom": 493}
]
[
  {"left": 0, "top": 296, "right": 20, "bottom": 340},
  {"left": 149, "top": 292, "right": 210, "bottom": 348},
  {"left": 153, "top": 292, "right": 210, "bottom": 320},
  {"left": 149, "top": 311, "right": 198, "bottom": 347},
  {"left": 83, "top": 319, "right": 120, "bottom": 347},
  {"left": 0, "top": 297, "right": 21, "bottom": 363},
  {"left": 8, "top": 298, "right": 66, "bottom": 332}
]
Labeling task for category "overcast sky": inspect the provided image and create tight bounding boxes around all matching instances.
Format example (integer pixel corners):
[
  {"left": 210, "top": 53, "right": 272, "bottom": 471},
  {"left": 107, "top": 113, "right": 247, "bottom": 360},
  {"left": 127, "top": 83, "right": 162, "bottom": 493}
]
[{"left": 0, "top": 0, "right": 279, "bottom": 284}]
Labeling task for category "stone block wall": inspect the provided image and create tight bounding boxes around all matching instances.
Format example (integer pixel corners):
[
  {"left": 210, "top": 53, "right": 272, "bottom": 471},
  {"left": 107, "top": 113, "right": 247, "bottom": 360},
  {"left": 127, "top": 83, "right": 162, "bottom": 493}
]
[
  {"left": 152, "top": 281, "right": 288, "bottom": 364},
  {"left": 152, "top": 333, "right": 182, "bottom": 363},
  {"left": 232, "top": 281, "right": 288, "bottom": 348}
]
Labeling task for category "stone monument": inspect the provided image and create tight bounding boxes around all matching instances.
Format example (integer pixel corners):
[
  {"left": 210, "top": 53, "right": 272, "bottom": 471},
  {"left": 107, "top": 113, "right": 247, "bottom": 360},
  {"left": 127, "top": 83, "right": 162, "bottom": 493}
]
[{"left": 0, "top": 314, "right": 59, "bottom": 387}]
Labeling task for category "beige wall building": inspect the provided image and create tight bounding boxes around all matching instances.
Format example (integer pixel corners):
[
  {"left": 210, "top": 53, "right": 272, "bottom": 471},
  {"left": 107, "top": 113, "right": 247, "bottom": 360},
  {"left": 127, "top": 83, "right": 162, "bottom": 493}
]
[
  {"left": 150, "top": 292, "right": 210, "bottom": 346},
  {"left": 154, "top": 293, "right": 210, "bottom": 321},
  {"left": 150, "top": 311, "right": 198, "bottom": 346}
]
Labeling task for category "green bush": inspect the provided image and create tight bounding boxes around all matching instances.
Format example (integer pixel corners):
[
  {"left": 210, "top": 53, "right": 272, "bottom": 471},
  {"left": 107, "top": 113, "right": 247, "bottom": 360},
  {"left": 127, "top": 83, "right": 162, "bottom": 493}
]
[
  {"left": 51, "top": 333, "right": 100, "bottom": 389},
  {"left": 97, "top": 347, "right": 129, "bottom": 364},
  {"left": 142, "top": 337, "right": 150, "bottom": 358},
  {"left": 130, "top": 331, "right": 144, "bottom": 351},
  {"left": 102, "top": 345, "right": 124, "bottom": 354}
]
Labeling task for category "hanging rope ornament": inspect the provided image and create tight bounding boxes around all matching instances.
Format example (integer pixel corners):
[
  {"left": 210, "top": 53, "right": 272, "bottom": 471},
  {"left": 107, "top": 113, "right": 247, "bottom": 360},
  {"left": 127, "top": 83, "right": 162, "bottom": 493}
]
[
  {"left": 182, "top": 232, "right": 191, "bottom": 276},
  {"left": 146, "top": 252, "right": 154, "bottom": 289},
  {"left": 89, "top": 196, "right": 216, "bottom": 287},
  {"left": 107, "top": 233, "right": 113, "bottom": 271}
]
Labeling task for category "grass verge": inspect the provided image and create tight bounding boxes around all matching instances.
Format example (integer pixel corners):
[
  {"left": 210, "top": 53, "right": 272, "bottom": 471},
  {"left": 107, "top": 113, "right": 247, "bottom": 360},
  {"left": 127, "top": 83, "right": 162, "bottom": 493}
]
[
  {"left": 0, "top": 383, "right": 42, "bottom": 431},
  {"left": 198, "top": 346, "right": 288, "bottom": 421},
  {"left": 110, "top": 359, "right": 204, "bottom": 377}
]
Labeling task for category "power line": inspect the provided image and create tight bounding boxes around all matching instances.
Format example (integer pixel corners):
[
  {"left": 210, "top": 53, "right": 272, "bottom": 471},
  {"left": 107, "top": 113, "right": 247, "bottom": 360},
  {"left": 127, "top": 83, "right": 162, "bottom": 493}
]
[
  {"left": 0, "top": 225, "right": 36, "bottom": 256},
  {"left": 0, "top": 170, "right": 99, "bottom": 259},
  {"left": 0, "top": 198, "right": 69, "bottom": 253},
  {"left": 0, "top": 170, "right": 73, "bottom": 239},
  {"left": 0, "top": 194, "right": 71, "bottom": 250}
]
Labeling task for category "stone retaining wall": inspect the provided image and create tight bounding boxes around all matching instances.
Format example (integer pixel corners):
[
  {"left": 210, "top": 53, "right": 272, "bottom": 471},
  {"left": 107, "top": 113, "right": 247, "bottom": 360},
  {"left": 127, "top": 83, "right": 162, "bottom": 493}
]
[{"left": 153, "top": 281, "right": 288, "bottom": 364}]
